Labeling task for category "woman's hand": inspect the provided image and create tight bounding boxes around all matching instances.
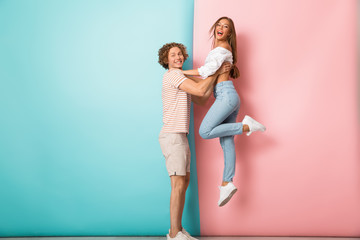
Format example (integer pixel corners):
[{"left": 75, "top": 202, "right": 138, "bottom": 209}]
[{"left": 217, "top": 62, "right": 232, "bottom": 75}]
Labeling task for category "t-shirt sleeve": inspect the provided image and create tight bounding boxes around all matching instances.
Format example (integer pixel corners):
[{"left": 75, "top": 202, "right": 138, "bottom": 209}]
[
  {"left": 166, "top": 70, "right": 188, "bottom": 88},
  {"left": 198, "top": 48, "right": 231, "bottom": 79}
]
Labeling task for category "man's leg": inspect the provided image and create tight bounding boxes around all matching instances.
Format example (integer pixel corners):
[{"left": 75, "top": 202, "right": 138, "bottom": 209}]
[
  {"left": 179, "top": 172, "right": 190, "bottom": 230},
  {"left": 169, "top": 173, "right": 189, "bottom": 238}
]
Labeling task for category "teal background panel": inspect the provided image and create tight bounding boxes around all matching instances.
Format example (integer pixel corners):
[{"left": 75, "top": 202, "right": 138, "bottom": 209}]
[{"left": 0, "top": 0, "right": 199, "bottom": 236}]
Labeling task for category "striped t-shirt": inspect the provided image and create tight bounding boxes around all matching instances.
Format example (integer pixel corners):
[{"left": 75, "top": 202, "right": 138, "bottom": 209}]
[{"left": 161, "top": 68, "right": 191, "bottom": 133}]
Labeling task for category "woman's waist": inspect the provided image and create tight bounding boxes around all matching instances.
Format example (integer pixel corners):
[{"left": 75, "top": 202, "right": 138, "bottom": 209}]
[
  {"left": 214, "top": 80, "right": 234, "bottom": 89},
  {"left": 214, "top": 80, "right": 237, "bottom": 95},
  {"left": 216, "top": 78, "right": 230, "bottom": 84}
]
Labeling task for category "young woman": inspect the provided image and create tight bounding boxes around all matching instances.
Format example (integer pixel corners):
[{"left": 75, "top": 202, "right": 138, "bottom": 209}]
[{"left": 183, "top": 17, "right": 266, "bottom": 207}]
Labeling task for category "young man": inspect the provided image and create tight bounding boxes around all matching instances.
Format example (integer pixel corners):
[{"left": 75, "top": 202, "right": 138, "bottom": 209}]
[{"left": 158, "top": 42, "right": 230, "bottom": 240}]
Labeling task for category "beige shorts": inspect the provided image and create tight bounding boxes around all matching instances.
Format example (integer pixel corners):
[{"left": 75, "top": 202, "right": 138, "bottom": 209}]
[{"left": 159, "top": 130, "right": 191, "bottom": 176}]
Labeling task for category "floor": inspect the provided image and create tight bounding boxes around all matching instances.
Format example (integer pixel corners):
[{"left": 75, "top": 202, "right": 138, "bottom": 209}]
[{"left": 2, "top": 237, "right": 359, "bottom": 240}]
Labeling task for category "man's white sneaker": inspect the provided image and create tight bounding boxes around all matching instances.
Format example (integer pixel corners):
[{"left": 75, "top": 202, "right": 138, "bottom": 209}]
[
  {"left": 182, "top": 228, "right": 198, "bottom": 240},
  {"left": 218, "top": 182, "right": 237, "bottom": 207},
  {"left": 167, "top": 230, "right": 190, "bottom": 240},
  {"left": 242, "top": 115, "right": 266, "bottom": 136}
]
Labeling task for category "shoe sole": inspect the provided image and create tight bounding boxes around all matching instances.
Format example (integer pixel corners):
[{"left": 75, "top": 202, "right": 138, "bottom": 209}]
[{"left": 219, "top": 188, "right": 237, "bottom": 207}]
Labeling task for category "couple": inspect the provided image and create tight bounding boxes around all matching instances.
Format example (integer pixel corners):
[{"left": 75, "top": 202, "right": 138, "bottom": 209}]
[{"left": 158, "top": 17, "right": 266, "bottom": 240}]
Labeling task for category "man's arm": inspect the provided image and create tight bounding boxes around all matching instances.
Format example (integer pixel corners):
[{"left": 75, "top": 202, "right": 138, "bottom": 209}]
[
  {"left": 185, "top": 75, "right": 214, "bottom": 105},
  {"left": 191, "top": 85, "right": 214, "bottom": 106},
  {"left": 179, "top": 62, "right": 231, "bottom": 97},
  {"left": 178, "top": 74, "right": 217, "bottom": 97},
  {"left": 184, "top": 75, "right": 202, "bottom": 83},
  {"left": 182, "top": 69, "right": 200, "bottom": 76}
]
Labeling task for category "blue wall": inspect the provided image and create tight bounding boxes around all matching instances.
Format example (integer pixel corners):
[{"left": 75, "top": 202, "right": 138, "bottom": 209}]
[{"left": 0, "top": 0, "right": 199, "bottom": 236}]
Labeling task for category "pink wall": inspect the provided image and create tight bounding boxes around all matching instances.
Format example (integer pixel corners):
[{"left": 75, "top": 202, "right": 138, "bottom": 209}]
[{"left": 193, "top": 0, "right": 360, "bottom": 236}]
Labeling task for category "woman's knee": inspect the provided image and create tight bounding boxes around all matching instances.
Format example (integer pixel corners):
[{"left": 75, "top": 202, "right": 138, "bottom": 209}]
[{"left": 199, "top": 124, "right": 211, "bottom": 139}]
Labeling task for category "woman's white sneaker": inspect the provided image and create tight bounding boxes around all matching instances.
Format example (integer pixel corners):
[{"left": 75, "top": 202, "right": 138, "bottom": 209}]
[
  {"left": 242, "top": 115, "right": 266, "bottom": 136},
  {"left": 218, "top": 182, "right": 237, "bottom": 207}
]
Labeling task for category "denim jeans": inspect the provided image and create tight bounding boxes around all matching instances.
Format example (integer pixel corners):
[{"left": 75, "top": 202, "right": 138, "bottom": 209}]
[{"left": 199, "top": 81, "right": 242, "bottom": 182}]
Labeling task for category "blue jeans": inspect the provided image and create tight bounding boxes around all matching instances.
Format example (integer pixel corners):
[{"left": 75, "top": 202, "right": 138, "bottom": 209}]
[{"left": 199, "top": 81, "right": 242, "bottom": 182}]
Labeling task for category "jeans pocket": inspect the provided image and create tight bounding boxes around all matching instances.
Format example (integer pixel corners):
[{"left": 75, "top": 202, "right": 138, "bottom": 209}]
[{"left": 225, "top": 91, "right": 240, "bottom": 108}]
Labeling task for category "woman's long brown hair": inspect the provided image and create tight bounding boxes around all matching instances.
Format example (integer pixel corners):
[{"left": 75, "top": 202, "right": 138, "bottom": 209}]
[{"left": 209, "top": 16, "right": 240, "bottom": 79}]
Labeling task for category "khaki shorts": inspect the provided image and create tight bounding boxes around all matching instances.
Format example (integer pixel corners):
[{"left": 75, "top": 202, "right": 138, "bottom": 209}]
[{"left": 159, "top": 130, "right": 191, "bottom": 176}]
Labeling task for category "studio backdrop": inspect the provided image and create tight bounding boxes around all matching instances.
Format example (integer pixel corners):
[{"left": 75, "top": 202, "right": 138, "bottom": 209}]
[{"left": 0, "top": 0, "right": 359, "bottom": 237}]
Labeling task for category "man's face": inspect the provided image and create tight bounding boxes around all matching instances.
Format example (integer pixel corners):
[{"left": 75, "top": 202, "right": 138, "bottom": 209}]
[{"left": 167, "top": 47, "right": 184, "bottom": 69}]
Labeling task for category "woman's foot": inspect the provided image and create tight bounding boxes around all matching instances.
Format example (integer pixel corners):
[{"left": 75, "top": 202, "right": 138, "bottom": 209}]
[
  {"left": 242, "top": 115, "right": 266, "bottom": 136},
  {"left": 218, "top": 182, "right": 237, "bottom": 207}
]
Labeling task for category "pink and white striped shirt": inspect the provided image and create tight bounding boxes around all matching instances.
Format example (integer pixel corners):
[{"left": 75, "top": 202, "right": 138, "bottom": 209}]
[{"left": 161, "top": 68, "right": 191, "bottom": 133}]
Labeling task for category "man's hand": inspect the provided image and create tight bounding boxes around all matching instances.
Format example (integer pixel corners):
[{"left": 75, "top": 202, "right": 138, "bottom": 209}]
[{"left": 217, "top": 62, "right": 232, "bottom": 75}]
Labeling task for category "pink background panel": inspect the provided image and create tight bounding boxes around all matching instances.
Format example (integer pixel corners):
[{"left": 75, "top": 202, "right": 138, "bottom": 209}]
[{"left": 193, "top": 0, "right": 360, "bottom": 236}]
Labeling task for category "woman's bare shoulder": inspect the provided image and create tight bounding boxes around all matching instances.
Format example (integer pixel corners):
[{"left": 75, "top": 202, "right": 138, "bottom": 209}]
[{"left": 217, "top": 43, "right": 232, "bottom": 52}]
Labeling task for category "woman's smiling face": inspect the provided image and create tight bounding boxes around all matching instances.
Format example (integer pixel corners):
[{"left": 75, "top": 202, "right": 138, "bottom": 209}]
[{"left": 215, "top": 18, "right": 231, "bottom": 41}]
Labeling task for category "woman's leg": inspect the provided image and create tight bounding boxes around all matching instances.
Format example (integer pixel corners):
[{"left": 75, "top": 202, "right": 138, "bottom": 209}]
[
  {"left": 199, "top": 94, "right": 242, "bottom": 139},
  {"left": 217, "top": 105, "right": 240, "bottom": 207},
  {"left": 220, "top": 105, "right": 239, "bottom": 183}
]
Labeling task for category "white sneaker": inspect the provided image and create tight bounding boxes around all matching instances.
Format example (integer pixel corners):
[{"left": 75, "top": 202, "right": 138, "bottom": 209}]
[
  {"left": 167, "top": 230, "right": 190, "bottom": 240},
  {"left": 242, "top": 115, "right": 266, "bottom": 136},
  {"left": 218, "top": 182, "right": 237, "bottom": 207},
  {"left": 182, "top": 228, "right": 198, "bottom": 240}
]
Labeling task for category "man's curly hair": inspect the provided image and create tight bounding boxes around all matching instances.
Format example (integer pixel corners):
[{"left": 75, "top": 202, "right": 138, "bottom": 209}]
[{"left": 158, "top": 42, "right": 189, "bottom": 69}]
